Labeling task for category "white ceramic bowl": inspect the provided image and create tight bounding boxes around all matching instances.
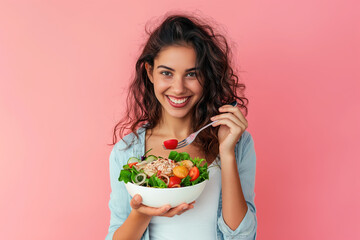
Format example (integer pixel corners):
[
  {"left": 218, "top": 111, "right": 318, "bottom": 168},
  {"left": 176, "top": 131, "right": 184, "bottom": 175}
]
[{"left": 124, "top": 180, "right": 208, "bottom": 208}]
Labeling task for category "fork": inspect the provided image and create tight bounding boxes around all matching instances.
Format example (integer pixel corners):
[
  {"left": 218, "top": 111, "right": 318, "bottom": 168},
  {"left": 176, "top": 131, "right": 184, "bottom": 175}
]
[{"left": 163, "top": 101, "right": 238, "bottom": 149}]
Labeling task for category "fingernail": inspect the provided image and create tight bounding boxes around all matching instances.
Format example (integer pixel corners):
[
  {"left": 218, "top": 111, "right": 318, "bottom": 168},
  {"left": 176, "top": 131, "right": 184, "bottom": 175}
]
[
  {"left": 182, "top": 206, "right": 188, "bottom": 210},
  {"left": 210, "top": 117, "right": 215, "bottom": 121},
  {"left": 134, "top": 195, "right": 140, "bottom": 202}
]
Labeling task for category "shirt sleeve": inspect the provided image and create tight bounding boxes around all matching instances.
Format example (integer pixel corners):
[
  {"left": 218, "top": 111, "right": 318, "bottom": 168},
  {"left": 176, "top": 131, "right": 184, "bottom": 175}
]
[
  {"left": 217, "top": 131, "right": 257, "bottom": 239},
  {"left": 105, "top": 144, "right": 132, "bottom": 240}
]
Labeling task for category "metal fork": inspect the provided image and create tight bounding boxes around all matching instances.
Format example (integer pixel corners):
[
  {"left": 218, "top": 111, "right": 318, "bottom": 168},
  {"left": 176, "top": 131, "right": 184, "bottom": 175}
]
[{"left": 163, "top": 101, "right": 238, "bottom": 149}]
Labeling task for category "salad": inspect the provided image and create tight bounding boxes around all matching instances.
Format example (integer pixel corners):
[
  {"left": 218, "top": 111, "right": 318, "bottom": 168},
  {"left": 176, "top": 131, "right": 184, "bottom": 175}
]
[{"left": 118, "top": 150, "right": 209, "bottom": 188}]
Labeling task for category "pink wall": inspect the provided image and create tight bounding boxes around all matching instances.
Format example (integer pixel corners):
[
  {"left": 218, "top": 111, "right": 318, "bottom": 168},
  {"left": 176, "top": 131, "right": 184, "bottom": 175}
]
[{"left": 1, "top": 1, "right": 359, "bottom": 239}]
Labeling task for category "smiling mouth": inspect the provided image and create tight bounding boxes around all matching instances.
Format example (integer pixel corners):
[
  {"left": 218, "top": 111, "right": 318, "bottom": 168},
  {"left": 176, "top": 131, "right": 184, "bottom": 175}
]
[{"left": 167, "top": 96, "right": 190, "bottom": 104}]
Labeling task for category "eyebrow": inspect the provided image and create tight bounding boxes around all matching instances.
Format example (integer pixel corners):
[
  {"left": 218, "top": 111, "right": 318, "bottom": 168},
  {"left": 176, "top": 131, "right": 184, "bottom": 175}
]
[{"left": 157, "top": 65, "right": 197, "bottom": 72}]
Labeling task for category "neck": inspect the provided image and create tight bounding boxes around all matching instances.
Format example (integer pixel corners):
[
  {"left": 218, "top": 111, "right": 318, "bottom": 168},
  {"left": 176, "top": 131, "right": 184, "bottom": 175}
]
[{"left": 153, "top": 113, "right": 193, "bottom": 139}]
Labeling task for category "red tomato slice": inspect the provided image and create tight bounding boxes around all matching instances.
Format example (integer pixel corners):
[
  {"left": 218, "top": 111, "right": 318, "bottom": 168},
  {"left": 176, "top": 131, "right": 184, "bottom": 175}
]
[
  {"left": 168, "top": 176, "right": 182, "bottom": 188},
  {"left": 128, "top": 162, "right": 138, "bottom": 168},
  {"left": 163, "top": 139, "right": 178, "bottom": 149},
  {"left": 189, "top": 166, "right": 200, "bottom": 181}
]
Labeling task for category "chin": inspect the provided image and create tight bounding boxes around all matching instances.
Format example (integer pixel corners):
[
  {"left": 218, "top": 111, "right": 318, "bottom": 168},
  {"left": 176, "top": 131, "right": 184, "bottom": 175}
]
[
  {"left": 168, "top": 111, "right": 191, "bottom": 119},
  {"left": 164, "top": 107, "right": 193, "bottom": 119}
]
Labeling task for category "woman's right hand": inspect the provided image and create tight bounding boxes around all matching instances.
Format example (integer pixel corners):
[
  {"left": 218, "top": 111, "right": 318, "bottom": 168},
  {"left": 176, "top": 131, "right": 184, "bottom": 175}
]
[{"left": 130, "top": 194, "right": 195, "bottom": 217}]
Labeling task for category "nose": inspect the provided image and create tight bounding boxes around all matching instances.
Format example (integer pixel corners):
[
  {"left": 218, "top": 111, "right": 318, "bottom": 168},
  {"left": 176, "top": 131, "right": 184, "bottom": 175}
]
[{"left": 172, "top": 75, "right": 186, "bottom": 94}]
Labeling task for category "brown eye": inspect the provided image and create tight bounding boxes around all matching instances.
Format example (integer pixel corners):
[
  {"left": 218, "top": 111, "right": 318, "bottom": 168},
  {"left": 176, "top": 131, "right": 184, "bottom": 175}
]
[
  {"left": 161, "top": 71, "right": 172, "bottom": 76},
  {"left": 186, "top": 72, "right": 196, "bottom": 77}
]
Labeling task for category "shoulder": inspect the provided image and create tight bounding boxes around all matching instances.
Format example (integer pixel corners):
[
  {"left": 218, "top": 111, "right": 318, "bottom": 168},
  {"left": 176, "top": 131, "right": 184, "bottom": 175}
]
[
  {"left": 113, "top": 132, "right": 137, "bottom": 152},
  {"left": 110, "top": 127, "right": 146, "bottom": 162},
  {"left": 113, "top": 127, "right": 146, "bottom": 151}
]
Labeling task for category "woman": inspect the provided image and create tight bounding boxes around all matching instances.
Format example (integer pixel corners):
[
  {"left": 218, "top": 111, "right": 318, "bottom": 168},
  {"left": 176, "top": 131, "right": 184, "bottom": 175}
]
[{"left": 106, "top": 14, "right": 257, "bottom": 240}]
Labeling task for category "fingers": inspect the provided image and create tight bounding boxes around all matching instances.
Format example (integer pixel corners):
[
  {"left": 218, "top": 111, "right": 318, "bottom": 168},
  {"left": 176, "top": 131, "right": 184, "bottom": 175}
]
[
  {"left": 218, "top": 105, "right": 248, "bottom": 126},
  {"left": 175, "top": 204, "right": 194, "bottom": 215},
  {"left": 131, "top": 195, "right": 195, "bottom": 217},
  {"left": 152, "top": 205, "right": 172, "bottom": 216},
  {"left": 211, "top": 112, "right": 243, "bottom": 127},
  {"left": 212, "top": 118, "right": 246, "bottom": 132},
  {"left": 163, "top": 202, "right": 195, "bottom": 217},
  {"left": 211, "top": 105, "right": 248, "bottom": 130},
  {"left": 130, "top": 194, "right": 142, "bottom": 210},
  {"left": 211, "top": 114, "right": 247, "bottom": 133},
  {"left": 130, "top": 194, "right": 171, "bottom": 216}
]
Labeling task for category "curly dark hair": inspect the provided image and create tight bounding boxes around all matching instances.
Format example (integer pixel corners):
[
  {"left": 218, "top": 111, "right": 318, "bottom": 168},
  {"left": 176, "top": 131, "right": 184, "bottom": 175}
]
[{"left": 112, "top": 13, "right": 248, "bottom": 159}]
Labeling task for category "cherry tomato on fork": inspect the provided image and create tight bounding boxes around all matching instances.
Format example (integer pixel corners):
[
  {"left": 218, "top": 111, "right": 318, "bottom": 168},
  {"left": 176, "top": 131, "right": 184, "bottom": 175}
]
[{"left": 163, "top": 139, "right": 178, "bottom": 149}]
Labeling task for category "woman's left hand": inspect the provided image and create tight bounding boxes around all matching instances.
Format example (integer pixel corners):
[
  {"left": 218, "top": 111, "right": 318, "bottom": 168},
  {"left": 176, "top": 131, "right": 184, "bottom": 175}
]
[{"left": 211, "top": 104, "right": 248, "bottom": 154}]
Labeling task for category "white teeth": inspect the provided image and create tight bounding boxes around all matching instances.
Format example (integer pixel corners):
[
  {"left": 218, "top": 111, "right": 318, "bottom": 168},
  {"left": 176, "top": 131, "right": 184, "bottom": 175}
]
[{"left": 169, "top": 97, "right": 188, "bottom": 104}]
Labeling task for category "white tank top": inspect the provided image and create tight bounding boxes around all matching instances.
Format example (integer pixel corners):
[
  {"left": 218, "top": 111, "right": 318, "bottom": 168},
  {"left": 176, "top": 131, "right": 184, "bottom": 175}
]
[{"left": 149, "top": 157, "right": 221, "bottom": 240}]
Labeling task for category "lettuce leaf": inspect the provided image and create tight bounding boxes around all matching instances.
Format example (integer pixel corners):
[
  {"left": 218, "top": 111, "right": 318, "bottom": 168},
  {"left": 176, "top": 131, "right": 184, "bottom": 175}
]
[
  {"left": 181, "top": 175, "right": 191, "bottom": 187},
  {"left": 119, "top": 169, "right": 131, "bottom": 183},
  {"left": 169, "top": 151, "right": 191, "bottom": 162},
  {"left": 148, "top": 175, "right": 167, "bottom": 188}
]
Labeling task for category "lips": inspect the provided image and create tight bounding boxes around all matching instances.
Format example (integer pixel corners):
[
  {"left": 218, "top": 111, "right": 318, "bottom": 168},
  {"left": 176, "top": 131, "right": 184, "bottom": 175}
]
[
  {"left": 168, "top": 96, "right": 189, "bottom": 104},
  {"left": 166, "top": 95, "right": 191, "bottom": 108}
]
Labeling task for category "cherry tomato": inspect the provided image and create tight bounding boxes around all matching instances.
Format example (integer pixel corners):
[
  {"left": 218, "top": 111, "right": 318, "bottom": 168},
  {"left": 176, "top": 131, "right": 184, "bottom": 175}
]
[
  {"left": 189, "top": 166, "right": 200, "bottom": 181},
  {"left": 168, "top": 176, "right": 181, "bottom": 188},
  {"left": 173, "top": 165, "right": 189, "bottom": 179},
  {"left": 128, "top": 162, "right": 138, "bottom": 168},
  {"left": 163, "top": 139, "right": 178, "bottom": 149}
]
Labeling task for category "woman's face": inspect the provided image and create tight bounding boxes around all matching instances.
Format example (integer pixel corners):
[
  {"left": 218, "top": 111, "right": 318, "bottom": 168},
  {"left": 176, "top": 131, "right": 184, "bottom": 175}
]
[{"left": 146, "top": 45, "right": 203, "bottom": 120}]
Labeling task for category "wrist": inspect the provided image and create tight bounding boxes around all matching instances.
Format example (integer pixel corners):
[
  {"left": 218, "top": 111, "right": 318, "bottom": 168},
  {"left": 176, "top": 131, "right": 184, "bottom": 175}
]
[
  {"left": 219, "top": 142, "right": 237, "bottom": 155},
  {"left": 219, "top": 148, "right": 235, "bottom": 157},
  {"left": 219, "top": 150, "right": 236, "bottom": 162}
]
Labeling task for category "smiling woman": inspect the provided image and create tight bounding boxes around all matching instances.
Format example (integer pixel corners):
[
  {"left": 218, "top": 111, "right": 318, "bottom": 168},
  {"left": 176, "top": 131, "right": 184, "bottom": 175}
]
[
  {"left": 144, "top": 45, "right": 203, "bottom": 119},
  {"left": 107, "top": 13, "right": 257, "bottom": 240}
]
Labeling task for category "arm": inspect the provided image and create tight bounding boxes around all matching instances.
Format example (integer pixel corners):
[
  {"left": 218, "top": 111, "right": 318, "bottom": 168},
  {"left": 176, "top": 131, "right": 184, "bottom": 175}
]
[
  {"left": 220, "top": 150, "right": 248, "bottom": 229},
  {"left": 211, "top": 105, "right": 257, "bottom": 239},
  {"left": 218, "top": 133, "right": 257, "bottom": 239},
  {"left": 112, "top": 210, "right": 152, "bottom": 240},
  {"left": 105, "top": 145, "right": 150, "bottom": 240}
]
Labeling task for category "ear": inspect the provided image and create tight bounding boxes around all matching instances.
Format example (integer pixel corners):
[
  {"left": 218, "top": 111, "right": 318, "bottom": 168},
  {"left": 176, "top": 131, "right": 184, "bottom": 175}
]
[{"left": 145, "top": 62, "right": 154, "bottom": 83}]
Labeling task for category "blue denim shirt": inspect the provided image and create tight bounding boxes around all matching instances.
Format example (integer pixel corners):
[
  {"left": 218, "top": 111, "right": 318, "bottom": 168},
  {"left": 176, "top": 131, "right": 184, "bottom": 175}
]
[{"left": 106, "top": 127, "right": 257, "bottom": 240}]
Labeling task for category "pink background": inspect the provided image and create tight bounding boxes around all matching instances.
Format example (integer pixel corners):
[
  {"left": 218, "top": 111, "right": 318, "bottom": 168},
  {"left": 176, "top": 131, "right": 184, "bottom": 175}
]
[{"left": 1, "top": 1, "right": 359, "bottom": 239}]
